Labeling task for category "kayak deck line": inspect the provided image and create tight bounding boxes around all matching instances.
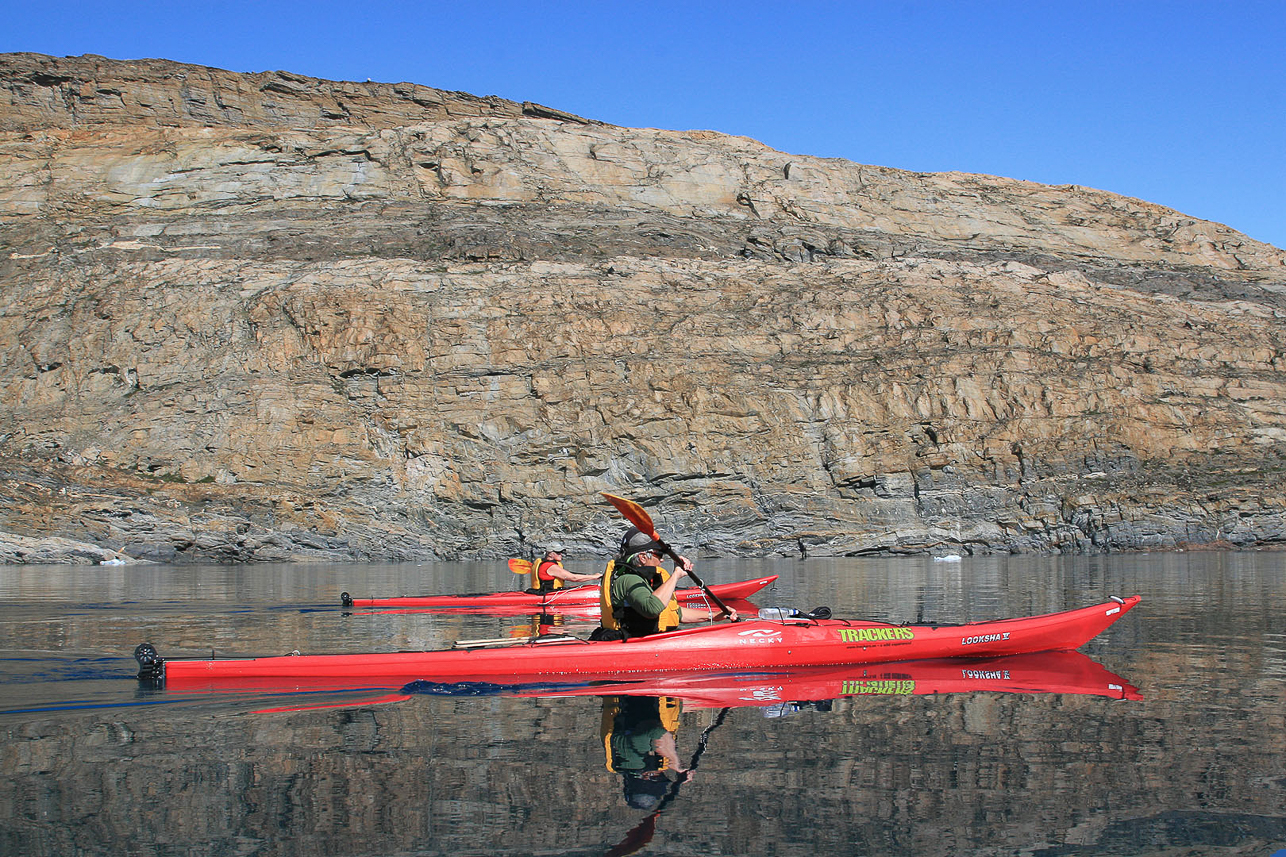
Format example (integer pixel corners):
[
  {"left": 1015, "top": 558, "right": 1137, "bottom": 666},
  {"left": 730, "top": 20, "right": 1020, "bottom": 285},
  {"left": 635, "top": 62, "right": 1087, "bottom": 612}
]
[
  {"left": 451, "top": 634, "right": 586, "bottom": 649},
  {"left": 136, "top": 596, "right": 1140, "bottom": 690}
]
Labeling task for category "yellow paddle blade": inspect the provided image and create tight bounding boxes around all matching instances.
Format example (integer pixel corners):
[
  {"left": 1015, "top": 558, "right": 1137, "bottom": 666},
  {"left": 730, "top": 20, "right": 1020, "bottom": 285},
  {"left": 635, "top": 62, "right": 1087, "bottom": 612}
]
[
  {"left": 508, "top": 558, "right": 533, "bottom": 574},
  {"left": 600, "top": 492, "right": 658, "bottom": 538}
]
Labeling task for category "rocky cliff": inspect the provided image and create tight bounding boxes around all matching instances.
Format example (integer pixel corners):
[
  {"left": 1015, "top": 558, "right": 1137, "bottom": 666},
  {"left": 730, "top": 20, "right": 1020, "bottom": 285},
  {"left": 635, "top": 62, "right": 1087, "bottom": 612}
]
[{"left": 2, "top": 52, "right": 1285, "bottom": 562}]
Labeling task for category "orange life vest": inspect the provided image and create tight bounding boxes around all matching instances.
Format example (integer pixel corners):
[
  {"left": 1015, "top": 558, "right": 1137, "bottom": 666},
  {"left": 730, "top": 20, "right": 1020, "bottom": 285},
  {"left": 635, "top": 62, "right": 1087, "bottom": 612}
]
[{"left": 529, "top": 559, "right": 565, "bottom": 593}]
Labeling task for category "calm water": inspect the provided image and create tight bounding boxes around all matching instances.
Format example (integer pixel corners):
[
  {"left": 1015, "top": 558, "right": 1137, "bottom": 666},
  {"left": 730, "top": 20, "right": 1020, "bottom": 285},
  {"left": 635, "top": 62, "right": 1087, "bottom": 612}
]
[{"left": 1, "top": 553, "right": 1283, "bottom": 856}]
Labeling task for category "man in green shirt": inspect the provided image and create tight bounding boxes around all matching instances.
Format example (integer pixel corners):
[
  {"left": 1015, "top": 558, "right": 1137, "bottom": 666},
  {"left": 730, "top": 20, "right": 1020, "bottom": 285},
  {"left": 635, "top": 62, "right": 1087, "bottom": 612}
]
[{"left": 601, "top": 527, "right": 738, "bottom": 639}]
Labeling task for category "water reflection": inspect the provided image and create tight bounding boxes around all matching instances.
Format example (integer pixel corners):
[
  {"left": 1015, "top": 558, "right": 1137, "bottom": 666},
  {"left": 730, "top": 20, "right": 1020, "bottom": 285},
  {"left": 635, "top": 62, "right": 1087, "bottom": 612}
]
[
  {"left": 604, "top": 695, "right": 690, "bottom": 810},
  {"left": 2, "top": 554, "right": 1284, "bottom": 856},
  {"left": 602, "top": 697, "right": 728, "bottom": 856},
  {"left": 253, "top": 648, "right": 1140, "bottom": 853},
  {"left": 395, "top": 650, "right": 1141, "bottom": 711}
]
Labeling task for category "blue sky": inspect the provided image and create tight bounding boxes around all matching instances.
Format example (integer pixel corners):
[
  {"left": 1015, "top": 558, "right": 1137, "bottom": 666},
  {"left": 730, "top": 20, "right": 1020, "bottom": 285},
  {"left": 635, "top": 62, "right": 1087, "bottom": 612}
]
[{"left": 3, "top": 1, "right": 1282, "bottom": 249}]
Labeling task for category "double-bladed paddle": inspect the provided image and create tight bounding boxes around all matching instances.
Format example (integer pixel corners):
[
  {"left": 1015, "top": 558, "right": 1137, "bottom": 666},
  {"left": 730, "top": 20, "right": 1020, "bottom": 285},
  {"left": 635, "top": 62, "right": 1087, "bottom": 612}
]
[
  {"left": 600, "top": 492, "right": 734, "bottom": 619},
  {"left": 507, "top": 558, "right": 533, "bottom": 575}
]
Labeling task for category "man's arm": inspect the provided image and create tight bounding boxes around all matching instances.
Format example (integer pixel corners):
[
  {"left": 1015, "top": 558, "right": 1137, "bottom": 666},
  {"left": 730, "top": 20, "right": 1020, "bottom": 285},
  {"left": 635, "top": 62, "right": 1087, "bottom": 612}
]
[
  {"left": 679, "top": 605, "right": 739, "bottom": 623},
  {"left": 548, "top": 562, "right": 602, "bottom": 584},
  {"left": 614, "top": 573, "right": 669, "bottom": 617},
  {"left": 648, "top": 564, "right": 689, "bottom": 606}
]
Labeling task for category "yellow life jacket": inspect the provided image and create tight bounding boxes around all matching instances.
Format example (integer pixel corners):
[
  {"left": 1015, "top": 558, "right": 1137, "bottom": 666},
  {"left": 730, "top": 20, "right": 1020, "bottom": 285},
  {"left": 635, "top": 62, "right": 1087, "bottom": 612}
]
[
  {"left": 529, "top": 559, "right": 564, "bottom": 592},
  {"left": 598, "top": 560, "right": 616, "bottom": 623},
  {"left": 600, "top": 695, "right": 682, "bottom": 772},
  {"left": 599, "top": 559, "right": 680, "bottom": 635}
]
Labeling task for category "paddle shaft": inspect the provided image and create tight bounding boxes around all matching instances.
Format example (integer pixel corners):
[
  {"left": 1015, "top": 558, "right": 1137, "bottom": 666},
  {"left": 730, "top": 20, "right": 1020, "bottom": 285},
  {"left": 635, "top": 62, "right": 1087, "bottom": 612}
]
[{"left": 654, "top": 539, "right": 733, "bottom": 617}]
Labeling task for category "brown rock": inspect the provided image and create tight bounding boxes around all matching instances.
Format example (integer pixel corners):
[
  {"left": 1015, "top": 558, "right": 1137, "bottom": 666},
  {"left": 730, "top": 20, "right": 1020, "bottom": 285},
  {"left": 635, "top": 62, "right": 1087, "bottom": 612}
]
[{"left": 2, "top": 53, "right": 1284, "bottom": 561}]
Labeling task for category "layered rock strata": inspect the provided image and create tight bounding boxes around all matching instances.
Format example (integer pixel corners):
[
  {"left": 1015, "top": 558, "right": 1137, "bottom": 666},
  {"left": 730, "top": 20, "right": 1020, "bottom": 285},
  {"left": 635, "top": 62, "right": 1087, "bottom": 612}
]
[{"left": 2, "top": 53, "right": 1285, "bottom": 562}]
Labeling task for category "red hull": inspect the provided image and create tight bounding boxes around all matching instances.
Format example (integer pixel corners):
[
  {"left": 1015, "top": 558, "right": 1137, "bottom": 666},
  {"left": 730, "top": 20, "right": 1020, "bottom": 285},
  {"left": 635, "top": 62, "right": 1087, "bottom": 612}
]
[
  {"left": 342, "top": 574, "right": 778, "bottom": 609},
  {"left": 154, "top": 596, "right": 1140, "bottom": 691}
]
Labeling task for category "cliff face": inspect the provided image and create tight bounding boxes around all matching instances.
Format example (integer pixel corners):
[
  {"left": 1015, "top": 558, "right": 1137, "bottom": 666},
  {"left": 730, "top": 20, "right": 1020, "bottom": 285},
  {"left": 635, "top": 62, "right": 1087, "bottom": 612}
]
[{"left": 2, "top": 52, "right": 1285, "bottom": 562}]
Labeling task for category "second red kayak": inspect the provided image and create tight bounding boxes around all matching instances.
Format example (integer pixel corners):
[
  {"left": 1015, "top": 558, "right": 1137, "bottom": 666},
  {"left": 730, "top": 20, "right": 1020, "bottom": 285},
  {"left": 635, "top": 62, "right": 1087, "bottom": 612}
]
[{"left": 339, "top": 574, "right": 779, "bottom": 610}]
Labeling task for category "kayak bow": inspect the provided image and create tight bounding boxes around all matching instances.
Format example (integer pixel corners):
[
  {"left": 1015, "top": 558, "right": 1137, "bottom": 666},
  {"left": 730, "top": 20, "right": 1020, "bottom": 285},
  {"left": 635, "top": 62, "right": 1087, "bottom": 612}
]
[{"left": 138, "top": 596, "right": 1140, "bottom": 691}]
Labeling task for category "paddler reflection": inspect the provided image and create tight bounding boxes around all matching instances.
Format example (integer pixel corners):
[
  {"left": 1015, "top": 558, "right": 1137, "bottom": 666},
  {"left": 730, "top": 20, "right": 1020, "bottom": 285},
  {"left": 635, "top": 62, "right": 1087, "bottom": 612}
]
[
  {"left": 601, "top": 695, "right": 691, "bottom": 810},
  {"left": 510, "top": 612, "right": 565, "bottom": 638}
]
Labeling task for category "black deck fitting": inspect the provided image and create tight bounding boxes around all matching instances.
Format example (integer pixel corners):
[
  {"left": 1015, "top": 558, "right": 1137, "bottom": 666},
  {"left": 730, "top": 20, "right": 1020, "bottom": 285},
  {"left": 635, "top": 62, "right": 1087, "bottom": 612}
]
[{"left": 134, "top": 642, "right": 165, "bottom": 684}]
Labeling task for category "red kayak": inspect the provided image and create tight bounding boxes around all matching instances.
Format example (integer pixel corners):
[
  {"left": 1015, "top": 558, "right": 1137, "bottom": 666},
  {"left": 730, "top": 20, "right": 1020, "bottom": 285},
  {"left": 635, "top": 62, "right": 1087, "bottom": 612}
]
[
  {"left": 139, "top": 595, "right": 1139, "bottom": 691},
  {"left": 339, "top": 574, "right": 778, "bottom": 610},
  {"left": 342, "top": 597, "right": 764, "bottom": 622}
]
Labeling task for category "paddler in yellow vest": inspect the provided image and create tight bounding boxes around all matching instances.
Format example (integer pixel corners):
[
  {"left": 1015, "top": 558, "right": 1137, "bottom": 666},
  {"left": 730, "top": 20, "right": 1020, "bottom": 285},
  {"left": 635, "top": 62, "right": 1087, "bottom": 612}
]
[
  {"left": 528, "top": 543, "right": 602, "bottom": 594},
  {"left": 595, "top": 528, "right": 738, "bottom": 639}
]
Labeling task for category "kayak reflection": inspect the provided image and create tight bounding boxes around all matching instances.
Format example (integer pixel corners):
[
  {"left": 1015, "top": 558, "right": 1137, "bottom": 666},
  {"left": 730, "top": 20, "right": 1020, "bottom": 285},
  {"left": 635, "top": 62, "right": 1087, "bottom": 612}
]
[
  {"left": 583, "top": 649, "right": 1139, "bottom": 850},
  {"left": 396, "top": 649, "right": 1140, "bottom": 708},
  {"left": 237, "top": 649, "right": 1138, "bottom": 716}
]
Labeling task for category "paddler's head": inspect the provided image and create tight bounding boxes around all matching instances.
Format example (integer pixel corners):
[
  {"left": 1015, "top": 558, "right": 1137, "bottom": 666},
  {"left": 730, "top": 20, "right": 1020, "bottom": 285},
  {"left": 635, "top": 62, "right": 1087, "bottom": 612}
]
[
  {"left": 543, "top": 543, "right": 565, "bottom": 561},
  {"left": 621, "top": 770, "right": 670, "bottom": 810},
  {"left": 619, "top": 527, "right": 665, "bottom": 567}
]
